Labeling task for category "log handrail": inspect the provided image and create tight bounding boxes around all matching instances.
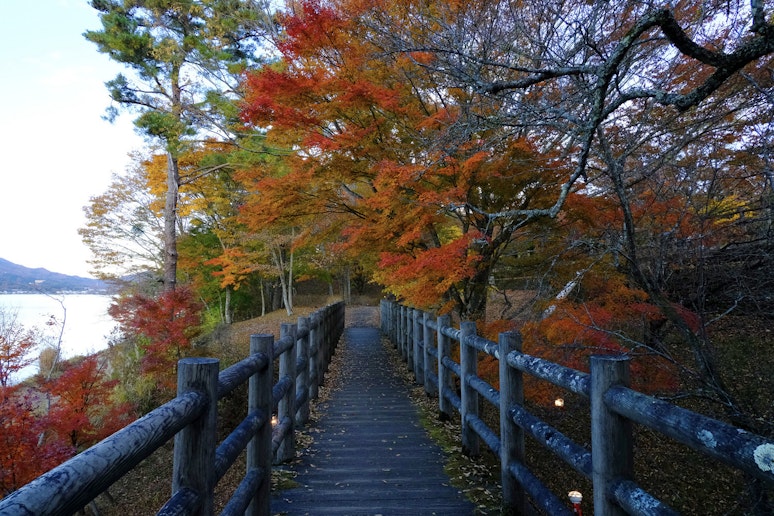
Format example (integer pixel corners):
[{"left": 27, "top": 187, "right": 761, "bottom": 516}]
[
  {"left": 0, "top": 302, "right": 345, "bottom": 516},
  {"left": 381, "top": 300, "right": 774, "bottom": 515}
]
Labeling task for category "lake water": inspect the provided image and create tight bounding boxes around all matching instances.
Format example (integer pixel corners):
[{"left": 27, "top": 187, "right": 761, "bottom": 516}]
[{"left": 0, "top": 294, "right": 116, "bottom": 382}]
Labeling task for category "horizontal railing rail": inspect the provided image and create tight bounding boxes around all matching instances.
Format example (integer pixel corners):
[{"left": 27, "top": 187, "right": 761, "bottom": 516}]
[
  {"left": 0, "top": 302, "right": 345, "bottom": 516},
  {"left": 380, "top": 300, "right": 774, "bottom": 515}
]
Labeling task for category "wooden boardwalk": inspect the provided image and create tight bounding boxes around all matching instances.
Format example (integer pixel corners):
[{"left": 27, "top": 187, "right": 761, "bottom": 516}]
[{"left": 270, "top": 318, "right": 476, "bottom": 515}]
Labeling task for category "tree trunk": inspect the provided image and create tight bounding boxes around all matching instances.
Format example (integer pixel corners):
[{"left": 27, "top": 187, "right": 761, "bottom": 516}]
[
  {"left": 259, "top": 277, "right": 266, "bottom": 317},
  {"left": 224, "top": 286, "right": 232, "bottom": 325},
  {"left": 163, "top": 151, "right": 180, "bottom": 292},
  {"left": 343, "top": 267, "right": 351, "bottom": 304}
]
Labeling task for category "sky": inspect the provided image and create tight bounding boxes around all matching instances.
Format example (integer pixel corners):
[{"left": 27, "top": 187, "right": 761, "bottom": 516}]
[{"left": 0, "top": 1, "right": 144, "bottom": 278}]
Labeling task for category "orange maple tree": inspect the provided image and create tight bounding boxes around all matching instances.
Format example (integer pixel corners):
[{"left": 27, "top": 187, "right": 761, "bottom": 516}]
[
  {"left": 0, "top": 385, "right": 70, "bottom": 495},
  {"left": 239, "top": 0, "right": 570, "bottom": 320},
  {"left": 44, "top": 356, "right": 135, "bottom": 452}
]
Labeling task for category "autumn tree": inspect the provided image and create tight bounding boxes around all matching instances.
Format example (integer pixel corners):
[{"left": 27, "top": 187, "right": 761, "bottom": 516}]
[
  {"left": 0, "top": 308, "right": 69, "bottom": 495},
  {"left": 0, "top": 386, "right": 70, "bottom": 496},
  {"left": 0, "top": 307, "right": 39, "bottom": 388},
  {"left": 44, "top": 356, "right": 135, "bottom": 452},
  {"left": 368, "top": 0, "right": 774, "bottom": 214},
  {"left": 80, "top": 153, "right": 165, "bottom": 280},
  {"left": 239, "top": 0, "right": 574, "bottom": 320},
  {"left": 109, "top": 286, "right": 203, "bottom": 400},
  {"left": 85, "top": 0, "right": 268, "bottom": 291}
]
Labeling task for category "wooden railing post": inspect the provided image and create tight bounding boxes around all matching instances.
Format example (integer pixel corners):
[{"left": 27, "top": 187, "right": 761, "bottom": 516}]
[
  {"left": 276, "top": 323, "right": 297, "bottom": 464},
  {"left": 405, "top": 306, "right": 411, "bottom": 366},
  {"left": 385, "top": 300, "right": 393, "bottom": 338},
  {"left": 391, "top": 301, "right": 398, "bottom": 346},
  {"left": 173, "top": 358, "right": 220, "bottom": 516},
  {"left": 591, "top": 355, "right": 632, "bottom": 516},
  {"left": 336, "top": 301, "right": 344, "bottom": 341},
  {"left": 499, "top": 331, "right": 526, "bottom": 515},
  {"left": 423, "top": 311, "right": 433, "bottom": 396},
  {"left": 412, "top": 309, "right": 423, "bottom": 383},
  {"left": 437, "top": 314, "right": 453, "bottom": 421},
  {"left": 247, "top": 334, "right": 274, "bottom": 516},
  {"left": 296, "top": 316, "right": 311, "bottom": 426},
  {"left": 319, "top": 307, "right": 329, "bottom": 378},
  {"left": 460, "top": 321, "right": 480, "bottom": 456},
  {"left": 308, "top": 312, "right": 321, "bottom": 400},
  {"left": 402, "top": 305, "right": 410, "bottom": 365},
  {"left": 396, "top": 305, "right": 403, "bottom": 355}
]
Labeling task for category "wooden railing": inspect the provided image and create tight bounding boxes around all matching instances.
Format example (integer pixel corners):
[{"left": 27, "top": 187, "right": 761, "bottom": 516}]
[
  {"left": 380, "top": 300, "right": 774, "bottom": 515},
  {"left": 0, "top": 302, "right": 345, "bottom": 516}
]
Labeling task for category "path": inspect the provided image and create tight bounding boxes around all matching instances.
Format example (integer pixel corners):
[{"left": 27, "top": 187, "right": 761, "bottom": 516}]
[{"left": 270, "top": 307, "right": 475, "bottom": 515}]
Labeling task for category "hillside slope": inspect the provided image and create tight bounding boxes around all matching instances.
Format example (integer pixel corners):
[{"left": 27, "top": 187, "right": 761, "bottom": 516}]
[{"left": 0, "top": 258, "right": 107, "bottom": 293}]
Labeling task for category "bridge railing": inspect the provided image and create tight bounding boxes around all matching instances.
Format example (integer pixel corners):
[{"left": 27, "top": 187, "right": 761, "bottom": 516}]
[
  {"left": 380, "top": 300, "right": 774, "bottom": 515},
  {"left": 0, "top": 301, "right": 345, "bottom": 516}
]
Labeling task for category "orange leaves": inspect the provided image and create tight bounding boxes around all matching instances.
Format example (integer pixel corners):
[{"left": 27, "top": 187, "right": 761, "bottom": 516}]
[
  {"left": 521, "top": 268, "right": 681, "bottom": 399},
  {"left": 0, "top": 386, "right": 68, "bottom": 494},
  {"left": 374, "top": 233, "right": 480, "bottom": 308},
  {"left": 408, "top": 51, "right": 435, "bottom": 65},
  {"left": 45, "top": 356, "right": 134, "bottom": 450},
  {"left": 206, "top": 248, "right": 257, "bottom": 290}
]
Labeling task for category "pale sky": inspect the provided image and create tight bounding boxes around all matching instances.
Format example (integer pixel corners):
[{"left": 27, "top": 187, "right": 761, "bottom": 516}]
[{"left": 0, "top": 0, "right": 144, "bottom": 278}]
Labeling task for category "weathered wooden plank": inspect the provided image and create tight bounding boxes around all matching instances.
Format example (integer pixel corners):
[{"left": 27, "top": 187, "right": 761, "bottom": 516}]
[
  {"left": 214, "top": 409, "right": 267, "bottom": 482},
  {"left": 590, "top": 355, "right": 631, "bottom": 516},
  {"left": 275, "top": 323, "right": 296, "bottom": 463},
  {"left": 605, "top": 384, "right": 774, "bottom": 485},
  {"left": 220, "top": 468, "right": 264, "bottom": 516},
  {"left": 437, "top": 314, "right": 454, "bottom": 420},
  {"left": 248, "top": 333, "right": 274, "bottom": 516},
  {"left": 507, "top": 461, "right": 574, "bottom": 516},
  {"left": 499, "top": 331, "right": 526, "bottom": 515},
  {"left": 510, "top": 405, "right": 592, "bottom": 477},
  {"left": 423, "top": 311, "right": 433, "bottom": 396},
  {"left": 507, "top": 351, "right": 590, "bottom": 397},
  {"left": 460, "top": 321, "right": 480, "bottom": 456},
  {"left": 156, "top": 486, "right": 200, "bottom": 516},
  {"left": 173, "top": 358, "right": 219, "bottom": 516},
  {"left": 295, "top": 316, "right": 311, "bottom": 425},
  {"left": 217, "top": 353, "right": 268, "bottom": 399},
  {"left": 610, "top": 479, "right": 678, "bottom": 516}
]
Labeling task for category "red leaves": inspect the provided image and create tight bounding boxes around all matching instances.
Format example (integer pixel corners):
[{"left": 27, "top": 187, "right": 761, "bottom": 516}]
[
  {"left": 0, "top": 356, "right": 137, "bottom": 494},
  {"left": 44, "top": 356, "right": 133, "bottom": 450},
  {"left": 109, "top": 287, "right": 203, "bottom": 392},
  {"left": 0, "top": 386, "right": 66, "bottom": 495}
]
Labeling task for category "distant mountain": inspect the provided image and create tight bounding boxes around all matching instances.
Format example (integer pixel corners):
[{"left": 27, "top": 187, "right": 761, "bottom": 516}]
[{"left": 0, "top": 258, "right": 109, "bottom": 293}]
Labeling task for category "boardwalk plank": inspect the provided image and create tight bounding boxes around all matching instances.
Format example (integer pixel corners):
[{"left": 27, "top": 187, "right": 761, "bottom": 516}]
[{"left": 270, "top": 325, "right": 476, "bottom": 515}]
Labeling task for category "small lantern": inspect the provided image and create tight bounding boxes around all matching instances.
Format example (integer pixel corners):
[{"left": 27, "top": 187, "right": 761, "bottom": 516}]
[
  {"left": 568, "top": 490, "right": 583, "bottom": 515},
  {"left": 554, "top": 397, "right": 565, "bottom": 408}
]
